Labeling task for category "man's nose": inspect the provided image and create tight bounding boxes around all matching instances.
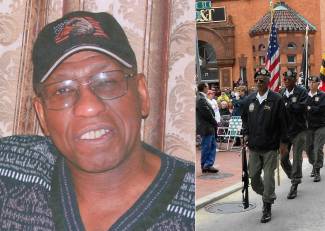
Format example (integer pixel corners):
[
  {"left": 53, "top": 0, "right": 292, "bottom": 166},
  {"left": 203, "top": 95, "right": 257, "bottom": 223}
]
[{"left": 73, "top": 86, "right": 106, "bottom": 117}]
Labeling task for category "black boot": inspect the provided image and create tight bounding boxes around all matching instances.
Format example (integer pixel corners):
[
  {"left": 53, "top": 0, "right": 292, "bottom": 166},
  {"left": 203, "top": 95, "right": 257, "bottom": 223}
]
[
  {"left": 260, "top": 202, "right": 272, "bottom": 223},
  {"left": 310, "top": 167, "right": 315, "bottom": 177},
  {"left": 314, "top": 168, "right": 321, "bottom": 182},
  {"left": 287, "top": 184, "right": 298, "bottom": 199}
]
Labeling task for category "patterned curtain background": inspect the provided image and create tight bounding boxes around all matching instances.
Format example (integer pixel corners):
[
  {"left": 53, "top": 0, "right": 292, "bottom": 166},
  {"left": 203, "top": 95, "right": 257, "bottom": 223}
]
[{"left": 0, "top": 0, "right": 195, "bottom": 161}]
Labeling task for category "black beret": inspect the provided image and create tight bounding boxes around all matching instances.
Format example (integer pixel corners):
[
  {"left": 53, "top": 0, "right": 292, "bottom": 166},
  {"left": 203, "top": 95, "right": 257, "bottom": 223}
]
[
  {"left": 254, "top": 68, "right": 270, "bottom": 78},
  {"left": 308, "top": 76, "right": 320, "bottom": 82},
  {"left": 283, "top": 70, "right": 297, "bottom": 78}
]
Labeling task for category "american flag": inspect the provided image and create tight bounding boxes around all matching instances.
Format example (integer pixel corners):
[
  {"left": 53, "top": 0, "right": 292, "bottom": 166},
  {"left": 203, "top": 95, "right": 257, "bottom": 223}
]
[{"left": 265, "top": 19, "right": 280, "bottom": 92}]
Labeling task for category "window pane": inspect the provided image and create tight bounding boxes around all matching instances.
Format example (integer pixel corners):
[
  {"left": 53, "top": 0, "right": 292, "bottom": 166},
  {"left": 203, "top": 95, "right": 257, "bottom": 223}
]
[
  {"left": 287, "top": 55, "right": 296, "bottom": 63},
  {"left": 288, "top": 43, "right": 296, "bottom": 49}
]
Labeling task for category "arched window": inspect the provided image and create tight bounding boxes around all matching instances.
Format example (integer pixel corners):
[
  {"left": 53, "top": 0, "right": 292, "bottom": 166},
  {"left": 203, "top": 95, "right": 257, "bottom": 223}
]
[
  {"left": 198, "top": 40, "right": 216, "bottom": 64},
  {"left": 288, "top": 42, "right": 296, "bottom": 49},
  {"left": 258, "top": 44, "right": 265, "bottom": 51}
]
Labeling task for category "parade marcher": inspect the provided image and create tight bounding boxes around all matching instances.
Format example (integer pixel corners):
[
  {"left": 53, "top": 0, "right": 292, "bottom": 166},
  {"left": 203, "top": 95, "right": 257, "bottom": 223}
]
[
  {"left": 280, "top": 70, "right": 308, "bottom": 200},
  {"left": 305, "top": 76, "right": 325, "bottom": 182},
  {"left": 241, "top": 68, "right": 288, "bottom": 223},
  {"left": 196, "top": 83, "right": 219, "bottom": 173}
]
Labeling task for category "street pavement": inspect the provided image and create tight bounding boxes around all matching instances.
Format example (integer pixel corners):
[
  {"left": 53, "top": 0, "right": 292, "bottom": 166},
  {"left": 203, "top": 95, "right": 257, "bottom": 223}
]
[
  {"left": 196, "top": 159, "right": 325, "bottom": 231},
  {"left": 196, "top": 147, "right": 242, "bottom": 200}
]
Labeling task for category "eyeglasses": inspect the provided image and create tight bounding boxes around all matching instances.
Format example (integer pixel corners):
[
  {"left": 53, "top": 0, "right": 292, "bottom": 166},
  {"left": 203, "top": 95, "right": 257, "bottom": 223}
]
[
  {"left": 254, "top": 79, "right": 265, "bottom": 83},
  {"left": 39, "top": 70, "right": 134, "bottom": 110},
  {"left": 283, "top": 77, "right": 295, "bottom": 81}
]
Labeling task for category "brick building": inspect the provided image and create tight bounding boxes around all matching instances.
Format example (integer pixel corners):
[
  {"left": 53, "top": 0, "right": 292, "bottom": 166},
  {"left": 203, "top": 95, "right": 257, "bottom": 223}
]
[{"left": 197, "top": 0, "right": 323, "bottom": 89}]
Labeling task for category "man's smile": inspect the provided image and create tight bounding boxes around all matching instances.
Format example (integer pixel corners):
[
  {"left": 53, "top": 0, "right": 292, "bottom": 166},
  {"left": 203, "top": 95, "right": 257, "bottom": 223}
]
[
  {"left": 75, "top": 123, "right": 115, "bottom": 143},
  {"left": 80, "top": 128, "right": 110, "bottom": 140}
]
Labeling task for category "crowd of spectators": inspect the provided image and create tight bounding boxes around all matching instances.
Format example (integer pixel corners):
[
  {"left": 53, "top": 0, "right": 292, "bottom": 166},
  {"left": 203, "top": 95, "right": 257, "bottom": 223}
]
[
  {"left": 206, "top": 85, "right": 248, "bottom": 118},
  {"left": 196, "top": 84, "right": 249, "bottom": 147}
]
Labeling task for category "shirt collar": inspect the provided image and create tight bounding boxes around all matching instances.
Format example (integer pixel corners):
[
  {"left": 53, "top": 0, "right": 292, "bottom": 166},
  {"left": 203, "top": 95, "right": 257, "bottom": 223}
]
[
  {"left": 285, "top": 88, "right": 294, "bottom": 98},
  {"left": 308, "top": 90, "right": 318, "bottom": 97},
  {"left": 256, "top": 89, "right": 269, "bottom": 104},
  {"left": 200, "top": 92, "right": 207, "bottom": 98}
]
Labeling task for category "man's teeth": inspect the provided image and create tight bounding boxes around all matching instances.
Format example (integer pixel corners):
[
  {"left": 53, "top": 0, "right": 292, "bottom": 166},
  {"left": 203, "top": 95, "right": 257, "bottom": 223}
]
[{"left": 80, "top": 129, "right": 109, "bottom": 140}]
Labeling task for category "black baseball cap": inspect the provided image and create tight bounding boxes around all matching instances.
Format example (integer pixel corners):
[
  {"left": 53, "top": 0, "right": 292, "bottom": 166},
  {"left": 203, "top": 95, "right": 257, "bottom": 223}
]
[
  {"left": 254, "top": 68, "right": 270, "bottom": 78},
  {"left": 32, "top": 11, "right": 137, "bottom": 86}
]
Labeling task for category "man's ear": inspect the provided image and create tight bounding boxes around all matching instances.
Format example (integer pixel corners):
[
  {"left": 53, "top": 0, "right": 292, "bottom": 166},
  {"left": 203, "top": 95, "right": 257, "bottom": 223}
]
[
  {"left": 136, "top": 74, "right": 150, "bottom": 119},
  {"left": 33, "top": 97, "right": 50, "bottom": 136}
]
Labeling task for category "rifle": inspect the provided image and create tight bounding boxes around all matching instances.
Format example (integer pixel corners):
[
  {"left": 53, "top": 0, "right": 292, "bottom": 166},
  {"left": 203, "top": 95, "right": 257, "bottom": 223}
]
[{"left": 242, "top": 141, "right": 249, "bottom": 209}]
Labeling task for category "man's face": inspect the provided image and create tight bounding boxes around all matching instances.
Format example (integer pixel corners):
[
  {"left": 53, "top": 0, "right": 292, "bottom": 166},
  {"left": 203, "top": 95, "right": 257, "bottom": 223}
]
[
  {"left": 283, "top": 76, "right": 296, "bottom": 89},
  {"left": 254, "top": 75, "right": 269, "bottom": 92},
  {"left": 309, "top": 81, "right": 320, "bottom": 92},
  {"left": 203, "top": 84, "right": 209, "bottom": 94},
  {"left": 33, "top": 51, "right": 149, "bottom": 173}
]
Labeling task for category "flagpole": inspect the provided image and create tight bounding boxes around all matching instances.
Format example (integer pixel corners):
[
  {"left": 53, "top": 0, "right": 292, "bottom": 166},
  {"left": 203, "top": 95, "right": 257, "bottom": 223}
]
[
  {"left": 268, "top": 0, "right": 280, "bottom": 185},
  {"left": 268, "top": 0, "right": 274, "bottom": 39},
  {"left": 266, "top": 0, "right": 273, "bottom": 70},
  {"left": 270, "top": 0, "right": 274, "bottom": 23},
  {"left": 304, "top": 25, "right": 309, "bottom": 87}
]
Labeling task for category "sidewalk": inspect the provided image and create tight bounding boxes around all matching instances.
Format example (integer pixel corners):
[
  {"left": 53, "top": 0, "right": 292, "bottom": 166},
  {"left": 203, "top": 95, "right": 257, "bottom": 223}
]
[
  {"left": 196, "top": 145, "right": 314, "bottom": 209},
  {"left": 196, "top": 160, "right": 323, "bottom": 231},
  {"left": 196, "top": 145, "right": 243, "bottom": 207}
]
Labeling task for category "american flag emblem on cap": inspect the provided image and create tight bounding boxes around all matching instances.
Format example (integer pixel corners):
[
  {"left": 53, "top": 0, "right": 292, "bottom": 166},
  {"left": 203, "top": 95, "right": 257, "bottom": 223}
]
[{"left": 54, "top": 16, "right": 108, "bottom": 44}]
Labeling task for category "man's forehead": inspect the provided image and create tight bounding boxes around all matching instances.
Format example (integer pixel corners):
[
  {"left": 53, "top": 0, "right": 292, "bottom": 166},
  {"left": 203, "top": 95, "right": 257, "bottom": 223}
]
[
  {"left": 283, "top": 76, "right": 296, "bottom": 81},
  {"left": 45, "top": 51, "right": 123, "bottom": 83},
  {"left": 255, "top": 75, "right": 268, "bottom": 79},
  {"left": 60, "top": 50, "right": 121, "bottom": 65}
]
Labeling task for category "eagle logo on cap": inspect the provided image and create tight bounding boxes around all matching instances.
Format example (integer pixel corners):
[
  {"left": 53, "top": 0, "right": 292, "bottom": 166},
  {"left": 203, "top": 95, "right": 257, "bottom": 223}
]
[{"left": 54, "top": 16, "right": 108, "bottom": 44}]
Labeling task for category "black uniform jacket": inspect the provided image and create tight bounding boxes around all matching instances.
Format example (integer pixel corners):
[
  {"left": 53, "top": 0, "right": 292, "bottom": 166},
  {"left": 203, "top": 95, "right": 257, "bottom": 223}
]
[
  {"left": 196, "top": 92, "right": 217, "bottom": 136},
  {"left": 306, "top": 90, "right": 325, "bottom": 129},
  {"left": 241, "top": 90, "right": 288, "bottom": 151},
  {"left": 280, "top": 85, "right": 308, "bottom": 139}
]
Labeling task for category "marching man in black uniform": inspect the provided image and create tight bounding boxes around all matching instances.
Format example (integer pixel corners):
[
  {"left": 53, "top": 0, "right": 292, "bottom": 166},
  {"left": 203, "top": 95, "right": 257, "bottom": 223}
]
[
  {"left": 306, "top": 76, "right": 325, "bottom": 182},
  {"left": 280, "top": 70, "right": 308, "bottom": 199},
  {"left": 241, "top": 68, "right": 288, "bottom": 223}
]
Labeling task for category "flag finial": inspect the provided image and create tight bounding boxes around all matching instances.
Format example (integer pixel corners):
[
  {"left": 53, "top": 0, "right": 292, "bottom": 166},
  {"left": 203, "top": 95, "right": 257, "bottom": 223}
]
[{"left": 269, "top": 0, "right": 275, "bottom": 22}]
